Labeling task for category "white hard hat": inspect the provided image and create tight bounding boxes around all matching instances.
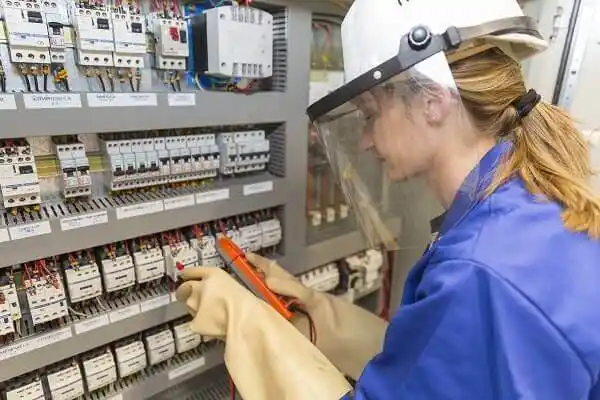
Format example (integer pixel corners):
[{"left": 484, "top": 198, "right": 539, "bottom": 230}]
[{"left": 342, "top": 0, "right": 548, "bottom": 82}]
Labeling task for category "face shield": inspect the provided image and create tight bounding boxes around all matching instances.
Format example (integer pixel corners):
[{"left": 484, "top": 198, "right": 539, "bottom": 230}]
[{"left": 307, "top": 17, "right": 541, "bottom": 250}]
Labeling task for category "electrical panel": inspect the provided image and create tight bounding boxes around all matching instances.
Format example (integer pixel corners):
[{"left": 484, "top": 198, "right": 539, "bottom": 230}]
[
  {"left": 46, "top": 362, "right": 85, "bottom": 400},
  {"left": 0, "top": 139, "right": 41, "bottom": 211},
  {"left": 192, "top": 6, "right": 273, "bottom": 78},
  {"left": 111, "top": 10, "right": 146, "bottom": 68},
  {"left": 71, "top": 4, "right": 115, "bottom": 67},
  {"left": 149, "top": 17, "right": 188, "bottom": 71}
]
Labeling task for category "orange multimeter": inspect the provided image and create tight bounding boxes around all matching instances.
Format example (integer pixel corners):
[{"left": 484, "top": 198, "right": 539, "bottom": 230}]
[{"left": 215, "top": 236, "right": 294, "bottom": 320}]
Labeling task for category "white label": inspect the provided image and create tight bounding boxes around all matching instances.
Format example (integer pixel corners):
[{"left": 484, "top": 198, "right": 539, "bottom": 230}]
[
  {"left": 163, "top": 194, "right": 195, "bottom": 211},
  {"left": 9, "top": 220, "right": 51, "bottom": 240},
  {"left": 0, "top": 94, "right": 16, "bottom": 109},
  {"left": 168, "top": 93, "right": 196, "bottom": 106},
  {"left": 106, "top": 394, "right": 123, "bottom": 400},
  {"left": 87, "top": 93, "right": 158, "bottom": 107},
  {"left": 74, "top": 314, "right": 109, "bottom": 334},
  {"left": 116, "top": 200, "right": 164, "bottom": 220},
  {"left": 0, "top": 228, "right": 9, "bottom": 243},
  {"left": 23, "top": 93, "right": 82, "bottom": 109},
  {"left": 109, "top": 304, "right": 140, "bottom": 323},
  {"left": 168, "top": 357, "right": 206, "bottom": 380},
  {"left": 140, "top": 294, "right": 171, "bottom": 313},
  {"left": 60, "top": 211, "right": 108, "bottom": 231},
  {"left": 0, "top": 327, "right": 72, "bottom": 361},
  {"left": 195, "top": 188, "right": 230, "bottom": 205},
  {"left": 243, "top": 181, "right": 274, "bottom": 196}
]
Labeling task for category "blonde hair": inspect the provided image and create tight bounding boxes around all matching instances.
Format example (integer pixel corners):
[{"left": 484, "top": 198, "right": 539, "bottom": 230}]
[{"left": 450, "top": 48, "right": 600, "bottom": 239}]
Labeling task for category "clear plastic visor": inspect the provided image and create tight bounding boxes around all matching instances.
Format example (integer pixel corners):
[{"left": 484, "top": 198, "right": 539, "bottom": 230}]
[{"left": 313, "top": 53, "right": 475, "bottom": 250}]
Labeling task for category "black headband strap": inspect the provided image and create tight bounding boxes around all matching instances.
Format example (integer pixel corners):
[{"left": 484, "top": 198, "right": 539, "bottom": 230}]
[{"left": 512, "top": 89, "right": 541, "bottom": 120}]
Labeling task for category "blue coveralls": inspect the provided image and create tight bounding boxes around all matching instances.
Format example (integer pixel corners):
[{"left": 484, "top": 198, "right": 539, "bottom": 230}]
[{"left": 346, "top": 141, "right": 600, "bottom": 399}]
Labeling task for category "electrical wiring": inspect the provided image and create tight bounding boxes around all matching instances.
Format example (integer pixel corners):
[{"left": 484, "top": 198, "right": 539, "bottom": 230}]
[{"left": 19, "top": 64, "right": 30, "bottom": 92}]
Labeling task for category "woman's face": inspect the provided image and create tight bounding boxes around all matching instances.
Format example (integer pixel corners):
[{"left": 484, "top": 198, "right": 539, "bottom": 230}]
[{"left": 358, "top": 88, "right": 444, "bottom": 182}]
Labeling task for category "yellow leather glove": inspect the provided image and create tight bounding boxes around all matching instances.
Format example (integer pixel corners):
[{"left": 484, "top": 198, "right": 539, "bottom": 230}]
[
  {"left": 176, "top": 267, "right": 352, "bottom": 400},
  {"left": 247, "top": 253, "right": 389, "bottom": 380}
]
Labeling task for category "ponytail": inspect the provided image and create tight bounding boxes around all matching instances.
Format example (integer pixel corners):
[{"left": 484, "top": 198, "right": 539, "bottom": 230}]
[{"left": 451, "top": 48, "right": 600, "bottom": 239}]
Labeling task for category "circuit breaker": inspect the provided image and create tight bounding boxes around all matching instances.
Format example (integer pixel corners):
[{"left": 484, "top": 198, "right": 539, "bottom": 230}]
[
  {"left": 192, "top": 6, "right": 273, "bottom": 78},
  {"left": 3, "top": 5, "right": 51, "bottom": 65},
  {"left": 71, "top": 5, "right": 115, "bottom": 67},
  {"left": 218, "top": 131, "right": 269, "bottom": 175},
  {"left": 46, "top": 362, "right": 85, "bottom": 400},
  {"left": 173, "top": 321, "right": 201, "bottom": 354},
  {"left": 300, "top": 263, "right": 340, "bottom": 292},
  {"left": 82, "top": 349, "right": 117, "bottom": 392},
  {"left": 5, "top": 377, "right": 44, "bottom": 400},
  {"left": 115, "top": 339, "right": 147, "bottom": 378},
  {"left": 150, "top": 17, "right": 188, "bottom": 70},
  {"left": 55, "top": 139, "right": 92, "bottom": 199},
  {"left": 0, "top": 139, "right": 41, "bottom": 210},
  {"left": 144, "top": 327, "right": 175, "bottom": 365},
  {"left": 111, "top": 11, "right": 146, "bottom": 68}
]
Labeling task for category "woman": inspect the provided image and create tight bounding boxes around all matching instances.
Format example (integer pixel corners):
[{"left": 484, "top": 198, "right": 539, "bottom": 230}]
[{"left": 176, "top": 0, "right": 600, "bottom": 398}]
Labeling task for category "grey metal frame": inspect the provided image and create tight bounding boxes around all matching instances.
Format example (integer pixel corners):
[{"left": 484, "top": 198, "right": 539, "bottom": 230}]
[{"left": 0, "top": 1, "right": 384, "bottom": 398}]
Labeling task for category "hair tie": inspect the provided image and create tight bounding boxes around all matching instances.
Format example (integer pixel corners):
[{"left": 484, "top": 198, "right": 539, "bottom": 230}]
[{"left": 511, "top": 89, "right": 541, "bottom": 120}]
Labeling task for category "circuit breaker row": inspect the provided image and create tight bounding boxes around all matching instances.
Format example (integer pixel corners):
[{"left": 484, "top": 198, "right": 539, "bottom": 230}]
[
  {"left": 101, "top": 129, "right": 271, "bottom": 191},
  {"left": 1, "top": 0, "right": 273, "bottom": 93},
  {"left": 299, "top": 249, "right": 384, "bottom": 302},
  {"left": 2, "top": 318, "right": 211, "bottom": 400},
  {"left": 0, "top": 208, "right": 282, "bottom": 339}
]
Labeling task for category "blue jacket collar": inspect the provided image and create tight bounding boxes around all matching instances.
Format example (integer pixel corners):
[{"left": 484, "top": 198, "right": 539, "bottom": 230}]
[{"left": 439, "top": 140, "right": 512, "bottom": 235}]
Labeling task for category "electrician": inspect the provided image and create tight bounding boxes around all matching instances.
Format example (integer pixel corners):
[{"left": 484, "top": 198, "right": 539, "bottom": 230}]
[{"left": 176, "top": 0, "right": 600, "bottom": 398}]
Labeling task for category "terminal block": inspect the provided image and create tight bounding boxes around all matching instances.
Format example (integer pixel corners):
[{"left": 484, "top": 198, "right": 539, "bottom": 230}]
[
  {"left": 114, "top": 337, "right": 147, "bottom": 378},
  {"left": 0, "top": 139, "right": 41, "bottom": 211},
  {"left": 189, "top": 224, "right": 222, "bottom": 268}
]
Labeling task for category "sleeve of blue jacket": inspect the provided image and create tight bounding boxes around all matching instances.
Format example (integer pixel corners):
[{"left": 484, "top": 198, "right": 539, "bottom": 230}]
[{"left": 341, "top": 259, "right": 590, "bottom": 399}]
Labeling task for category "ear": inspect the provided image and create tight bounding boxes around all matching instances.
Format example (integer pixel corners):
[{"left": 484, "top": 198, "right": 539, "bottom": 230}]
[{"left": 423, "top": 91, "right": 453, "bottom": 126}]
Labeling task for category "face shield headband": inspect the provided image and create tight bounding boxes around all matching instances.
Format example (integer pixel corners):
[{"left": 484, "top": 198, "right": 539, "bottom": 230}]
[{"left": 306, "top": 16, "right": 542, "bottom": 250}]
